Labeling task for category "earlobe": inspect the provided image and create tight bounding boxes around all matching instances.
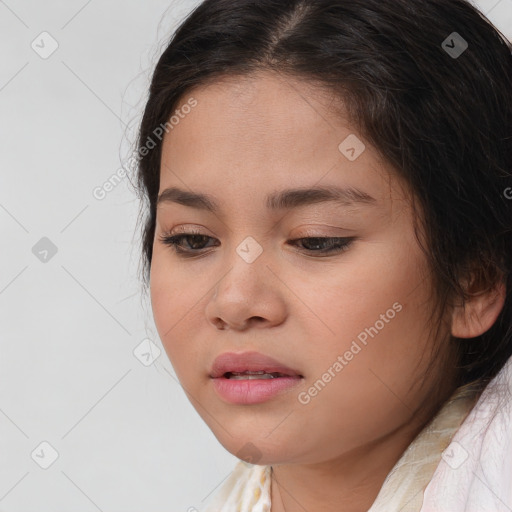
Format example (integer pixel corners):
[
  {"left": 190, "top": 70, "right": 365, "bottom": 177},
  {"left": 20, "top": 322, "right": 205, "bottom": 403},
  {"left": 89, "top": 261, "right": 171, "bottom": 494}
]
[{"left": 450, "top": 276, "right": 506, "bottom": 339}]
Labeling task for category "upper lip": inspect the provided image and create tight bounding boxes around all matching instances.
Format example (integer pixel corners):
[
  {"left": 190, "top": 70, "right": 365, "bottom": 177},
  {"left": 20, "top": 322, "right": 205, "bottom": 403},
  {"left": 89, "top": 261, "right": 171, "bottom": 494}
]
[{"left": 210, "top": 351, "right": 303, "bottom": 378}]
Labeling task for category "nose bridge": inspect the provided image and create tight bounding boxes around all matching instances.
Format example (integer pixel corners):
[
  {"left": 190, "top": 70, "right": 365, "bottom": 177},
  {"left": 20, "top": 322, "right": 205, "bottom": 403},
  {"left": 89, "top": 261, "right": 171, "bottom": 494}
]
[
  {"left": 234, "top": 234, "right": 266, "bottom": 266},
  {"left": 214, "top": 234, "right": 268, "bottom": 296}
]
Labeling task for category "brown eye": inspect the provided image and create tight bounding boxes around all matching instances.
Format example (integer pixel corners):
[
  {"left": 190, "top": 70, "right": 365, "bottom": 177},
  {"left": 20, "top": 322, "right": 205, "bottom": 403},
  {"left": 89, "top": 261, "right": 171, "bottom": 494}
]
[
  {"left": 158, "top": 230, "right": 219, "bottom": 256},
  {"left": 288, "top": 237, "right": 355, "bottom": 255},
  {"left": 158, "top": 232, "right": 356, "bottom": 257}
]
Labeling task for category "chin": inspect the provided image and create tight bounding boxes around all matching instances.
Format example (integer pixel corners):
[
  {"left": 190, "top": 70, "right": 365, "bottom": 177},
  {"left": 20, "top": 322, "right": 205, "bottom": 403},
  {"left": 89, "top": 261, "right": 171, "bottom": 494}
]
[{"left": 212, "top": 432, "right": 300, "bottom": 466}]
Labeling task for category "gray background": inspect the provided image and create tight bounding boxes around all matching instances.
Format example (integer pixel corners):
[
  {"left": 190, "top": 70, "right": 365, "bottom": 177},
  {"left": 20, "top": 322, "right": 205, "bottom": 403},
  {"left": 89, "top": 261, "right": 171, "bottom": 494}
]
[{"left": 0, "top": 0, "right": 511, "bottom": 511}]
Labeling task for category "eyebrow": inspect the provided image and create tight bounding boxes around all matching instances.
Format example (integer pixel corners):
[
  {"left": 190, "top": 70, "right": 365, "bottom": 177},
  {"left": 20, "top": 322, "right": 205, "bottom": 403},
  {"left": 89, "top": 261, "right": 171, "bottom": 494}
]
[{"left": 156, "top": 185, "right": 377, "bottom": 213}]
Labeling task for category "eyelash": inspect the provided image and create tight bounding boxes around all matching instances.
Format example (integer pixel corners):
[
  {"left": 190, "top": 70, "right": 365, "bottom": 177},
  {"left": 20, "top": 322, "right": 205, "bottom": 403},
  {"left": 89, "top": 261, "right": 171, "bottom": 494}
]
[{"left": 158, "top": 229, "right": 356, "bottom": 257}]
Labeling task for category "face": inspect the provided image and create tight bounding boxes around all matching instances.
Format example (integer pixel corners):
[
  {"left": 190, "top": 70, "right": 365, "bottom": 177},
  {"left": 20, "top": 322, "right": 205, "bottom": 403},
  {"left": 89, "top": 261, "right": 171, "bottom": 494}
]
[{"left": 149, "top": 71, "right": 454, "bottom": 466}]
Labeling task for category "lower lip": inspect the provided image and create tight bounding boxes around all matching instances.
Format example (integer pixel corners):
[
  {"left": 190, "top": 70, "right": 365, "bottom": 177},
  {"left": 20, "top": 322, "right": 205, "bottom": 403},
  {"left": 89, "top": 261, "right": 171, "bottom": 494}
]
[{"left": 211, "top": 375, "right": 303, "bottom": 404}]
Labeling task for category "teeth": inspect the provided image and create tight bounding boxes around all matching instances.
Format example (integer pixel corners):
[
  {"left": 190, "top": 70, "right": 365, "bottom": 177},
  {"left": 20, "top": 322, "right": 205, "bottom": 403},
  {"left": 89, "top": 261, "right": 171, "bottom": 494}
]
[
  {"left": 231, "top": 371, "right": 267, "bottom": 375},
  {"left": 229, "top": 374, "right": 275, "bottom": 380},
  {"left": 226, "top": 371, "right": 286, "bottom": 380},
  {"left": 228, "top": 373, "right": 275, "bottom": 380}
]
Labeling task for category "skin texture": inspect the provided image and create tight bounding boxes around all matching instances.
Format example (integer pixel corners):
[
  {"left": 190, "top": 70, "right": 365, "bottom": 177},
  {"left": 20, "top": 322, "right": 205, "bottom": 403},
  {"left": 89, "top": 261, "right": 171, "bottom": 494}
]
[{"left": 149, "top": 71, "right": 505, "bottom": 511}]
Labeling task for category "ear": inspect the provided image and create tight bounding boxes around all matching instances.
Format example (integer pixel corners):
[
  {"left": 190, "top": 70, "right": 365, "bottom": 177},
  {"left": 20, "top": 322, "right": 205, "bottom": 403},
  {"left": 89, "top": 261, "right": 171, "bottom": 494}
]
[{"left": 451, "top": 270, "right": 506, "bottom": 339}]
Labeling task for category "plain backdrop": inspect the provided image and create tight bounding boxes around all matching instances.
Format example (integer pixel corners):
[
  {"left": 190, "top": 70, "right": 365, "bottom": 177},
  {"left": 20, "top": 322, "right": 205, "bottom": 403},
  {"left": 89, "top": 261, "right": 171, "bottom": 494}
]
[{"left": 0, "top": 1, "right": 511, "bottom": 511}]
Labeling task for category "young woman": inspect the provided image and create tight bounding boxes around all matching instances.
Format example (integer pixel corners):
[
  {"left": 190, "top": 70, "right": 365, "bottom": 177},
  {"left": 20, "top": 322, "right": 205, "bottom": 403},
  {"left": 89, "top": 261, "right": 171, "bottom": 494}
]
[{"left": 134, "top": 0, "right": 512, "bottom": 509}]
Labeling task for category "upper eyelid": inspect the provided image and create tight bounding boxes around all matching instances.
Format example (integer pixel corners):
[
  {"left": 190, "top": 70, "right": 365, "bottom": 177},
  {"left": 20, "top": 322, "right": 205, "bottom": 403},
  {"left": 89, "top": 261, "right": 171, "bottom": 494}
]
[
  {"left": 161, "top": 223, "right": 357, "bottom": 235},
  {"left": 161, "top": 232, "right": 355, "bottom": 246},
  {"left": 162, "top": 230, "right": 352, "bottom": 240}
]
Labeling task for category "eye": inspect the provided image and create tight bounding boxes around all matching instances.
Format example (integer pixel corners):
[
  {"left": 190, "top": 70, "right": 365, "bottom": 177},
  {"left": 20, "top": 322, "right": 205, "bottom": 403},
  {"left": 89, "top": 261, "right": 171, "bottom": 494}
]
[
  {"left": 288, "top": 237, "right": 355, "bottom": 254},
  {"left": 158, "top": 229, "right": 356, "bottom": 257},
  {"left": 158, "top": 229, "right": 218, "bottom": 256}
]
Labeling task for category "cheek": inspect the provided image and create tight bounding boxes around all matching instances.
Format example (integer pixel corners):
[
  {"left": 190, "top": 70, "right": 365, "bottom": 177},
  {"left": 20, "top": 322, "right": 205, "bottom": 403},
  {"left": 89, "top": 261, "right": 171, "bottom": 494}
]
[
  {"left": 149, "top": 256, "right": 174, "bottom": 337},
  {"left": 290, "top": 304, "right": 434, "bottom": 461},
  {"left": 290, "top": 243, "right": 434, "bottom": 407},
  {"left": 149, "top": 246, "right": 202, "bottom": 327},
  {"left": 149, "top": 253, "right": 202, "bottom": 373},
  {"left": 289, "top": 241, "right": 430, "bottom": 350}
]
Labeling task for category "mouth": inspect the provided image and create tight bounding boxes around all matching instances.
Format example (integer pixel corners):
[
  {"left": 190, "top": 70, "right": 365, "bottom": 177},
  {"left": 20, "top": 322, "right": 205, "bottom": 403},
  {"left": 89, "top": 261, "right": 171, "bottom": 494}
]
[
  {"left": 223, "top": 371, "right": 300, "bottom": 380},
  {"left": 209, "top": 351, "right": 303, "bottom": 379},
  {"left": 209, "top": 351, "right": 303, "bottom": 404}
]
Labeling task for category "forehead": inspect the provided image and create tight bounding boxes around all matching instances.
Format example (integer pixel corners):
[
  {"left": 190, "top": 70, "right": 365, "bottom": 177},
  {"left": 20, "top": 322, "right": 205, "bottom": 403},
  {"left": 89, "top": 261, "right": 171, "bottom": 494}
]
[
  {"left": 162, "top": 71, "right": 347, "bottom": 159},
  {"left": 158, "top": 71, "right": 405, "bottom": 214}
]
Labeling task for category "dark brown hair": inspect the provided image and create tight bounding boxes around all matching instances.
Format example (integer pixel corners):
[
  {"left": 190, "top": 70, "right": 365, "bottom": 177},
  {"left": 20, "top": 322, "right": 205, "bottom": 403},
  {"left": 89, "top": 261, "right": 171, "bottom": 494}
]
[{"left": 135, "top": 0, "right": 512, "bottom": 397}]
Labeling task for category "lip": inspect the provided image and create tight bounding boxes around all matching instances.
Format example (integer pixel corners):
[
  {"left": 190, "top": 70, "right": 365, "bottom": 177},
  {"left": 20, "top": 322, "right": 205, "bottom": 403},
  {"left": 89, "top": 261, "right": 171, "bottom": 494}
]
[
  {"left": 210, "top": 351, "right": 304, "bottom": 405},
  {"left": 209, "top": 351, "right": 302, "bottom": 378}
]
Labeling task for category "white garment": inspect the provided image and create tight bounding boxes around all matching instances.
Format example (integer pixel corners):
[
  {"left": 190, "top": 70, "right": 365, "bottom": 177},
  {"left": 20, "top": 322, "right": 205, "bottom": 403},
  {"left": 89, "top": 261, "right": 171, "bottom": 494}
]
[
  {"left": 421, "top": 355, "right": 512, "bottom": 512},
  {"left": 202, "top": 354, "right": 512, "bottom": 511}
]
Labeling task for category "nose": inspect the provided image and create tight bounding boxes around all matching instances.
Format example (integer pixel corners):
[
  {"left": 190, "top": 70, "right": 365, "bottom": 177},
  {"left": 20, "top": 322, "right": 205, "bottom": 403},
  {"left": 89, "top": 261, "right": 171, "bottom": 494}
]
[{"left": 205, "top": 244, "right": 287, "bottom": 331}]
